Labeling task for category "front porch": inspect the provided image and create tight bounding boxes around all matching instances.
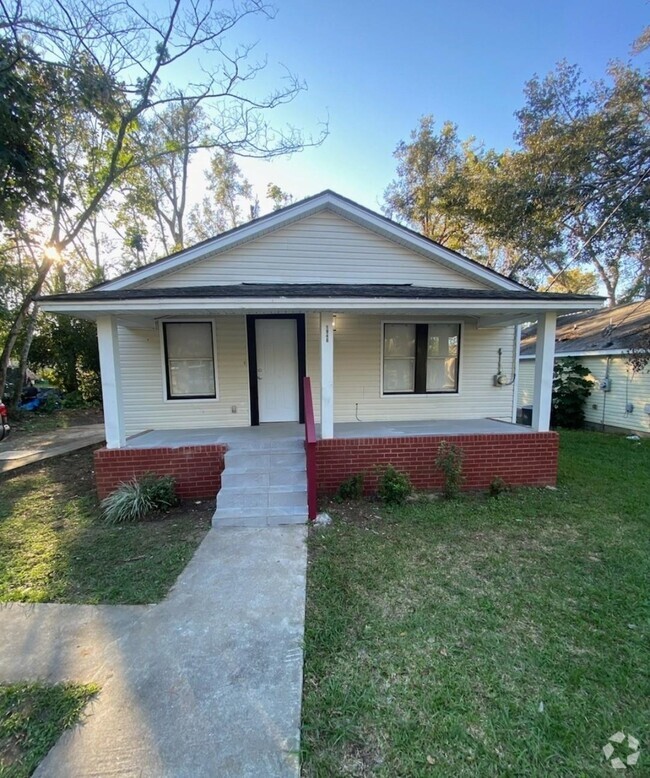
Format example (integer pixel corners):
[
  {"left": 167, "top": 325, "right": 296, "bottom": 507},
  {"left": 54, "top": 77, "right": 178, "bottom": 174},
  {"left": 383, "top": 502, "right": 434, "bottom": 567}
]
[{"left": 93, "top": 418, "right": 559, "bottom": 525}]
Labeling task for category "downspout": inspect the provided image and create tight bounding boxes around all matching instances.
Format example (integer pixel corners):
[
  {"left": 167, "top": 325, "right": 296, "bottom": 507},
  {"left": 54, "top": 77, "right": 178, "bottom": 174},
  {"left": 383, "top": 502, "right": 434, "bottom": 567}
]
[{"left": 511, "top": 324, "right": 521, "bottom": 423}]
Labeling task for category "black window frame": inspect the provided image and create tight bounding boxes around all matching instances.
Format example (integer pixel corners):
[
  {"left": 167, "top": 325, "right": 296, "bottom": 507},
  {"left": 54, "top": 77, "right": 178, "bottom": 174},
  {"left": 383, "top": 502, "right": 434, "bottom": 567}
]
[
  {"left": 382, "top": 322, "right": 461, "bottom": 395},
  {"left": 162, "top": 320, "right": 218, "bottom": 401}
]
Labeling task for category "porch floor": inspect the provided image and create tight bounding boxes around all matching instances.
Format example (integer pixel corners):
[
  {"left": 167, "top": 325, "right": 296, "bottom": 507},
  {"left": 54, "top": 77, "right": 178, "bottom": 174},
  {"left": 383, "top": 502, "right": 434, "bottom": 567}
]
[{"left": 123, "top": 418, "right": 532, "bottom": 449}]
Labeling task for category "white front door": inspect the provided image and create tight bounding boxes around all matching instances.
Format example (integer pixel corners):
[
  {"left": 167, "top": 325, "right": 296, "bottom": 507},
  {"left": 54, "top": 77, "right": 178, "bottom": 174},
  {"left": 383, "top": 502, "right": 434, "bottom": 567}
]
[{"left": 255, "top": 318, "right": 300, "bottom": 422}]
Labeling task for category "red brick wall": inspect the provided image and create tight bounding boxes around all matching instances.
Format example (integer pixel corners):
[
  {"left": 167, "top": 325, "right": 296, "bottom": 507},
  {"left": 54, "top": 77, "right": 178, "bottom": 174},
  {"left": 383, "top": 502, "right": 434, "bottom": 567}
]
[
  {"left": 94, "top": 445, "right": 227, "bottom": 499},
  {"left": 315, "top": 433, "right": 559, "bottom": 495}
]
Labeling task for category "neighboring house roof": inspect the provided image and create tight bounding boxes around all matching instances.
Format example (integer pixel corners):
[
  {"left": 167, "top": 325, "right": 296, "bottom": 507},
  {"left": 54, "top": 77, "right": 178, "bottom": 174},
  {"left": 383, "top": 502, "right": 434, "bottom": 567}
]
[
  {"left": 93, "top": 190, "right": 528, "bottom": 293},
  {"left": 520, "top": 299, "right": 650, "bottom": 357},
  {"left": 41, "top": 283, "right": 602, "bottom": 304}
]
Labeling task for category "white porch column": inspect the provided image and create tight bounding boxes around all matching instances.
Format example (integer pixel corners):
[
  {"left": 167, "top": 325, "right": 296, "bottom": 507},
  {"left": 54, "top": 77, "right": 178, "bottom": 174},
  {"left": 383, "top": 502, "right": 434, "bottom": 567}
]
[
  {"left": 97, "top": 315, "right": 126, "bottom": 448},
  {"left": 320, "top": 312, "right": 334, "bottom": 439},
  {"left": 532, "top": 311, "right": 557, "bottom": 432}
]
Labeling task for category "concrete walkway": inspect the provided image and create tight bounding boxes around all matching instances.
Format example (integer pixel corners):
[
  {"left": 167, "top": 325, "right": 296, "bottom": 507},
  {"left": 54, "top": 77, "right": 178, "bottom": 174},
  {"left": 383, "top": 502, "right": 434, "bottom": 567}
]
[
  {"left": 0, "top": 527, "right": 307, "bottom": 777},
  {"left": 0, "top": 424, "right": 105, "bottom": 473}
]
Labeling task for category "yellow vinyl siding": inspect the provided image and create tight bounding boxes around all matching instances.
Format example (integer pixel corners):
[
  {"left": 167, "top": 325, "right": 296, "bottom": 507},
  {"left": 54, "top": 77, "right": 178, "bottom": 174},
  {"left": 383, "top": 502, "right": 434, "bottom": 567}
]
[
  {"left": 307, "top": 314, "right": 516, "bottom": 424},
  {"left": 119, "top": 316, "right": 250, "bottom": 437},
  {"left": 138, "top": 211, "right": 490, "bottom": 290},
  {"left": 118, "top": 312, "right": 517, "bottom": 436}
]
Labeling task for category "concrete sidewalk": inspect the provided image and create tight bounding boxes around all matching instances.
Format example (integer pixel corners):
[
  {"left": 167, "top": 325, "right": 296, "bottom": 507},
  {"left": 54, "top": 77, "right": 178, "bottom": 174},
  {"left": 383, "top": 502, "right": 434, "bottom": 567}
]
[
  {"left": 0, "top": 424, "right": 105, "bottom": 473},
  {"left": 0, "top": 527, "right": 307, "bottom": 777}
]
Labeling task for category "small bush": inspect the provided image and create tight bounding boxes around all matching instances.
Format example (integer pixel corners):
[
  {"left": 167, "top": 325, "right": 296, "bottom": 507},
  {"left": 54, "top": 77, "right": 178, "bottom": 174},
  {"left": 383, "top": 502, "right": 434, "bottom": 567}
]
[
  {"left": 61, "top": 391, "right": 87, "bottom": 409},
  {"left": 435, "top": 441, "right": 465, "bottom": 500},
  {"left": 551, "top": 358, "right": 594, "bottom": 429},
  {"left": 488, "top": 476, "right": 509, "bottom": 498},
  {"left": 102, "top": 473, "right": 178, "bottom": 524},
  {"left": 377, "top": 465, "right": 412, "bottom": 505},
  {"left": 337, "top": 473, "right": 365, "bottom": 500}
]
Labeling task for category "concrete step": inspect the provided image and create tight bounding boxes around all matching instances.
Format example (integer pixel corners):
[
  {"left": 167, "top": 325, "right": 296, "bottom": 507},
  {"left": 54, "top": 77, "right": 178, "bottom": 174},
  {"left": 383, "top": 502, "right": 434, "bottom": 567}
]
[
  {"left": 223, "top": 451, "right": 306, "bottom": 473},
  {"left": 220, "top": 469, "right": 306, "bottom": 490},
  {"left": 216, "top": 487, "right": 307, "bottom": 511},
  {"left": 213, "top": 512, "right": 308, "bottom": 527}
]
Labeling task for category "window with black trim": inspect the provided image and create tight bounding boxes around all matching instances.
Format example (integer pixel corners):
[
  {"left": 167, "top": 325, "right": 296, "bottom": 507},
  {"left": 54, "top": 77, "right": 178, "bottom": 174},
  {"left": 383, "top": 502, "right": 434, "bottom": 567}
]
[
  {"left": 163, "top": 321, "right": 217, "bottom": 399},
  {"left": 383, "top": 323, "right": 460, "bottom": 394}
]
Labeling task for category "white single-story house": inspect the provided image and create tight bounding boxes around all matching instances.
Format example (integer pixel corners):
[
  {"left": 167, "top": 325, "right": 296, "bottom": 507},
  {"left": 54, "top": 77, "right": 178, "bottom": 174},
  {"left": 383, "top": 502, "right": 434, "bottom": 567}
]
[
  {"left": 518, "top": 300, "right": 650, "bottom": 436},
  {"left": 40, "top": 191, "right": 603, "bottom": 524}
]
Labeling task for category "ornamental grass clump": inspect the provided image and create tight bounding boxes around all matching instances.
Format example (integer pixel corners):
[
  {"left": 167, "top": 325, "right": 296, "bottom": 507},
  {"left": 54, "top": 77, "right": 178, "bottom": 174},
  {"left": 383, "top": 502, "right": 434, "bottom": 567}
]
[{"left": 101, "top": 473, "right": 178, "bottom": 524}]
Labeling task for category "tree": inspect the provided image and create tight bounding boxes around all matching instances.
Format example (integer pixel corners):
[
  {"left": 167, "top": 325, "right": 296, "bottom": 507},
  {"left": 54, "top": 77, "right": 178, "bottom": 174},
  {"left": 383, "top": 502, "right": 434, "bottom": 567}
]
[
  {"left": 0, "top": 39, "right": 59, "bottom": 227},
  {"left": 188, "top": 151, "right": 258, "bottom": 241},
  {"left": 481, "top": 61, "right": 650, "bottom": 303},
  {"left": 384, "top": 116, "right": 476, "bottom": 250},
  {"left": 0, "top": 0, "right": 326, "bottom": 398},
  {"left": 116, "top": 98, "right": 210, "bottom": 256},
  {"left": 543, "top": 269, "right": 600, "bottom": 296},
  {"left": 267, "top": 183, "right": 294, "bottom": 210}
]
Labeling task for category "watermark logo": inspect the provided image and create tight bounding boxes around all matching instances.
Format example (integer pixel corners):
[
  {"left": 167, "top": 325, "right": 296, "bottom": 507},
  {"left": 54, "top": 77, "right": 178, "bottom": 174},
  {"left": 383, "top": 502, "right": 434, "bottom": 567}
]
[{"left": 602, "top": 732, "right": 640, "bottom": 770}]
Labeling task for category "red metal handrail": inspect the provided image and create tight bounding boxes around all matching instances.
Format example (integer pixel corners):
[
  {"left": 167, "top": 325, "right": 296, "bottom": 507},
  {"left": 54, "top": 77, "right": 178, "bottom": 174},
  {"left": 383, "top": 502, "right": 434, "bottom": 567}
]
[{"left": 303, "top": 376, "right": 318, "bottom": 521}]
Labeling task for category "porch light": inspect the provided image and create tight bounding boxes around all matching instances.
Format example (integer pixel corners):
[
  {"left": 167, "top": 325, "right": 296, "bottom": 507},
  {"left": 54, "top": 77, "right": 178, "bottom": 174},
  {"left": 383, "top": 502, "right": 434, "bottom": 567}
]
[{"left": 332, "top": 314, "right": 337, "bottom": 331}]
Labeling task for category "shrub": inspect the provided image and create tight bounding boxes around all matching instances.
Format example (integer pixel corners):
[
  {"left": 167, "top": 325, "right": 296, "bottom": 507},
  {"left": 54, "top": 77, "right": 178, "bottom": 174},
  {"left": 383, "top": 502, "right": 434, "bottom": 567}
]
[
  {"left": 435, "top": 441, "right": 465, "bottom": 499},
  {"left": 377, "top": 465, "right": 412, "bottom": 504},
  {"left": 61, "top": 391, "right": 86, "bottom": 409},
  {"left": 102, "top": 473, "right": 178, "bottom": 524},
  {"left": 551, "top": 358, "right": 594, "bottom": 429},
  {"left": 488, "top": 476, "right": 509, "bottom": 498},
  {"left": 337, "top": 473, "right": 365, "bottom": 500}
]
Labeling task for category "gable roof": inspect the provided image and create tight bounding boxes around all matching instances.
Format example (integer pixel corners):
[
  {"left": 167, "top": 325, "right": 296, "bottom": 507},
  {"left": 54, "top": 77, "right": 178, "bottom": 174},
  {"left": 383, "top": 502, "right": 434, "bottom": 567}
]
[
  {"left": 43, "top": 283, "right": 602, "bottom": 304},
  {"left": 96, "top": 190, "right": 528, "bottom": 293},
  {"left": 520, "top": 299, "right": 650, "bottom": 357}
]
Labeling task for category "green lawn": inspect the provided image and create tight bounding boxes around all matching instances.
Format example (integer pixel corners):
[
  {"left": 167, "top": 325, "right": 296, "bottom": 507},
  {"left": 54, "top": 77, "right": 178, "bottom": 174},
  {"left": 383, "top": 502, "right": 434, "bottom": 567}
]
[
  {"left": 0, "top": 682, "right": 98, "bottom": 777},
  {"left": 302, "top": 431, "right": 649, "bottom": 776},
  {"left": 0, "top": 449, "right": 211, "bottom": 604}
]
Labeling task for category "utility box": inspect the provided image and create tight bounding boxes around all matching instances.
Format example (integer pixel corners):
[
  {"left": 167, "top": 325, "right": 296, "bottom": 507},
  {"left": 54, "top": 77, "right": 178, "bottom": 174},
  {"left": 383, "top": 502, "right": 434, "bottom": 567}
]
[{"left": 600, "top": 377, "right": 612, "bottom": 392}]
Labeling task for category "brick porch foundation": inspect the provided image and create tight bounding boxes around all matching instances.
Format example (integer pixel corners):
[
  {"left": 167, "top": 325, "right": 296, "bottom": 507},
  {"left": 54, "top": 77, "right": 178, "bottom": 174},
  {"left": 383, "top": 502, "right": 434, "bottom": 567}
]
[
  {"left": 94, "top": 444, "right": 227, "bottom": 499},
  {"left": 315, "top": 432, "right": 559, "bottom": 495}
]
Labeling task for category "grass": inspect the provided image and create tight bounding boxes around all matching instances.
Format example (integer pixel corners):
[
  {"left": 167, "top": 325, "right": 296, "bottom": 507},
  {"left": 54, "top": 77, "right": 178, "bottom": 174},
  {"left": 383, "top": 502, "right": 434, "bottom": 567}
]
[
  {"left": 302, "top": 431, "right": 650, "bottom": 776},
  {"left": 0, "top": 682, "right": 98, "bottom": 777},
  {"left": 5, "top": 408, "right": 102, "bottom": 438},
  {"left": 0, "top": 449, "right": 211, "bottom": 604}
]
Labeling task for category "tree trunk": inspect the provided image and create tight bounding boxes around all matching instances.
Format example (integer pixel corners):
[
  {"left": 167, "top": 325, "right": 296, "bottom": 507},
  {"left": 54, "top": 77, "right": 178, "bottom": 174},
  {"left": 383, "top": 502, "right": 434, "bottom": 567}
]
[
  {"left": 0, "top": 257, "right": 53, "bottom": 398},
  {"left": 9, "top": 304, "right": 39, "bottom": 410}
]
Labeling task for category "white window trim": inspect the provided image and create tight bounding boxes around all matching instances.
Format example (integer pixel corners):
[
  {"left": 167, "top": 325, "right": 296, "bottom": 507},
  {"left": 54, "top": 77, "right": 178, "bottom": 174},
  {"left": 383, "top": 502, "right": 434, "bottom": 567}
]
[
  {"left": 379, "top": 319, "right": 464, "bottom": 398},
  {"left": 158, "top": 318, "right": 220, "bottom": 403}
]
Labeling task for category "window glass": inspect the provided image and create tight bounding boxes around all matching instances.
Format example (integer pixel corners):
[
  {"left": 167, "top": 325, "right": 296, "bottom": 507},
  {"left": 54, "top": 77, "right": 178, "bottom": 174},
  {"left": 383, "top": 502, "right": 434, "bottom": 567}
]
[
  {"left": 165, "top": 322, "right": 216, "bottom": 398},
  {"left": 383, "top": 324, "right": 416, "bottom": 392},
  {"left": 426, "top": 324, "right": 459, "bottom": 391}
]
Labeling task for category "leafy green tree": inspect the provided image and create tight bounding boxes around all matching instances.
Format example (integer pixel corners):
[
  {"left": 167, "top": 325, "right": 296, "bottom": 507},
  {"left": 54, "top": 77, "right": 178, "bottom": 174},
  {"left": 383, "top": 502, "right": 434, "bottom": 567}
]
[
  {"left": 543, "top": 269, "right": 600, "bottom": 296},
  {"left": 478, "top": 61, "right": 650, "bottom": 302},
  {"left": 0, "top": 39, "right": 60, "bottom": 227},
  {"left": 188, "top": 151, "right": 258, "bottom": 241},
  {"left": 384, "top": 116, "right": 475, "bottom": 250},
  {"left": 267, "top": 183, "right": 294, "bottom": 210},
  {"left": 0, "top": 0, "right": 325, "bottom": 398},
  {"left": 30, "top": 316, "right": 100, "bottom": 397}
]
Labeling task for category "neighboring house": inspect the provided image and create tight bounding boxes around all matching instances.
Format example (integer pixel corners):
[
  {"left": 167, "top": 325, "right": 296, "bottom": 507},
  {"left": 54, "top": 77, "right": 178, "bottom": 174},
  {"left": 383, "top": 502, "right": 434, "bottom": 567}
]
[
  {"left": 519, "top": 300, "right": 650, "bottom": 435},
  {"left": 40, "top": 191, "right": 602, "bottom": 523}
]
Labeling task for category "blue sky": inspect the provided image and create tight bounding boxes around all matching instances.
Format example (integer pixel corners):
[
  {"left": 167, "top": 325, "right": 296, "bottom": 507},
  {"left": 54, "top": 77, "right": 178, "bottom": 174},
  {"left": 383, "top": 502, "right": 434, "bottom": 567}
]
[{"left": 190, "top": 0, "right": 649, "bottom": 212}]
